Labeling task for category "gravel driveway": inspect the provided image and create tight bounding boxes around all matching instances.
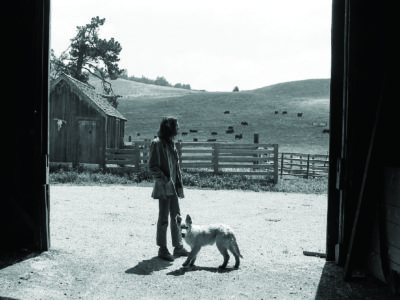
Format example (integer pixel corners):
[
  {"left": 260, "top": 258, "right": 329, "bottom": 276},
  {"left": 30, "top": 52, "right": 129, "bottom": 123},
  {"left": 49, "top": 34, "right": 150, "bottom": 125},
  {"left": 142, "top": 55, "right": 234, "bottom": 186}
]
[{"left": 0, "top": 186, "right": 393, "bottom": 299}]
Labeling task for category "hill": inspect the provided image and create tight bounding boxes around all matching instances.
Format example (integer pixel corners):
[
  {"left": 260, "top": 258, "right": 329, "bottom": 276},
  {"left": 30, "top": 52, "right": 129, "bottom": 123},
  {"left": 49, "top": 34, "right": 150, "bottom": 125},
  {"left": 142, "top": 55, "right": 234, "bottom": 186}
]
[
  {"left": 88, "top": 77, "right": 200, "bottom": 98},
  {"left": 102, "top": 78, "right": 330, "bottom": 154},
  {"left": 88, "top": 77, "right": 330, "bottom": 154},
  {"left": 251, "top": 79, "right": 330, "bottom": 98}
]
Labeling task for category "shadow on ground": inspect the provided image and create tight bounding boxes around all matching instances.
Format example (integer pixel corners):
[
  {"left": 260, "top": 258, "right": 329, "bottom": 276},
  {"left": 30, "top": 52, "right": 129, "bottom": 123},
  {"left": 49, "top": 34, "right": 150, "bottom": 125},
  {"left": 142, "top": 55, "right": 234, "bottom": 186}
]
[
  {"left": 167, "top": 265, "right": 237, "bottom": 276},
  {"left": 315, "top": 262, "right": 398, "bottom": 300},
  {"left": 0, "top": 249, "right": 40, "bottom": 270},
  {"left": 125, "top": 256, "right": 173, "bottom": 275}
]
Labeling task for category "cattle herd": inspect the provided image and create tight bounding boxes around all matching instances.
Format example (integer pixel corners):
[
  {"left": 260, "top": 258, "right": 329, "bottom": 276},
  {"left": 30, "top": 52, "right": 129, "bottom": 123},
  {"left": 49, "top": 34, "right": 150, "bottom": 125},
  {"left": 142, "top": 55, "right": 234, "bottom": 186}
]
[
  {"left": 175, "top": 110, "right": 314, "bottom": 142},
  {"left": 132, "top": 110, "right": 329, "bottom": 142}
]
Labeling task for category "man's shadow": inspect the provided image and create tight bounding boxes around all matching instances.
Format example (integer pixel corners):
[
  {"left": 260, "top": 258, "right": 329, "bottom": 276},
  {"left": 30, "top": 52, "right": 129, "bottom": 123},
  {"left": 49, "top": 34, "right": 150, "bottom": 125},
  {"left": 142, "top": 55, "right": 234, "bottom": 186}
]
[
  {"left": 167, "top": 265, "right": 237, "bottom": 276},
  {"left": 125, "top": 256, "right": 173, "bottom": 275}
]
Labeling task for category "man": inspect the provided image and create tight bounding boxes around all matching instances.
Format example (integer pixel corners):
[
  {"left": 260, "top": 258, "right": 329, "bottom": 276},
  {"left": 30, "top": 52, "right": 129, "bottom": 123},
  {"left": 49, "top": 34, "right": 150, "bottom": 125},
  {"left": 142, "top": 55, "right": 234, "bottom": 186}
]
[{"left": 148, "top": 116, "right": 189, "bottom": 261}]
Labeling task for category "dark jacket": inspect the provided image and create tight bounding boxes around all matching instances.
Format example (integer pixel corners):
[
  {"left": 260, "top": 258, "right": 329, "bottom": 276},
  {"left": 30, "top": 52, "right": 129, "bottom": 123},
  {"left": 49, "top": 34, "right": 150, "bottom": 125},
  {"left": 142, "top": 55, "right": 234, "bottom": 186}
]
[{"left": 148, "top": 137, "right": 184, "bottom": 199}]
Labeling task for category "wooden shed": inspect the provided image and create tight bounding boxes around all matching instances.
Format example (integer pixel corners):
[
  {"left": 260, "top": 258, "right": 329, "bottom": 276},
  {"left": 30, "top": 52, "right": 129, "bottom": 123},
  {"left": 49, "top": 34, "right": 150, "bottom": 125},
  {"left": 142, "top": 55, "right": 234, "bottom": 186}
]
[{"left": 50, "top": 73, "right": 127, "bottom": 166}]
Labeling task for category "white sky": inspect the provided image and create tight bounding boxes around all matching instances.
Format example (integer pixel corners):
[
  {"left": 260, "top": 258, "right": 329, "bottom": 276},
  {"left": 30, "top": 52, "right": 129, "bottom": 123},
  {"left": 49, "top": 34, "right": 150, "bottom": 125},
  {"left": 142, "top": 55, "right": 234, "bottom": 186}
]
[{"left": 51, "top": 0, "right": 332, "bottom": 92}]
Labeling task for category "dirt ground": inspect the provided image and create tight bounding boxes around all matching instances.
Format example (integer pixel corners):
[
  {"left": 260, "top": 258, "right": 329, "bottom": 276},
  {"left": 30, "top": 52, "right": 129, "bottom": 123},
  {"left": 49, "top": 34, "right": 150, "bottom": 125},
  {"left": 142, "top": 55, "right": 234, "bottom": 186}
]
[{"left": 0, "top": 186, "right": 396, "bottom": 299}]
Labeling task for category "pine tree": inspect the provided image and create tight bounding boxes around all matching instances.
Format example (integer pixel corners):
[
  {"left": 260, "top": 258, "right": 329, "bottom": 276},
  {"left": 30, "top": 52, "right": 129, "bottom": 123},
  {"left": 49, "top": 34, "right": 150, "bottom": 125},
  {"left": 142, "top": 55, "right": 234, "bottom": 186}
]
[{"left": 51, "top": 16, "right": 124, "bottom": 107}]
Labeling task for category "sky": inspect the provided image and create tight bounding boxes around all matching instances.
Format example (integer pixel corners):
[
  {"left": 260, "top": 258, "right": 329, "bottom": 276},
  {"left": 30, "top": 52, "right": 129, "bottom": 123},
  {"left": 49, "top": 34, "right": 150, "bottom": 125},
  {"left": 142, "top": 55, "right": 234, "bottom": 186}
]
[{"left": 51, "top": 0, "right": 332, "bottom": 92}]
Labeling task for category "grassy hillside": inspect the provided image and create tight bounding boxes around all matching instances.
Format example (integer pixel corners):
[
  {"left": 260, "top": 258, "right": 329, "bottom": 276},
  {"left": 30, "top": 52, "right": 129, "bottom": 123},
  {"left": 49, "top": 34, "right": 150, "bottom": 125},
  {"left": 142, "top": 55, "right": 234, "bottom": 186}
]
[
  {"left": 90, "top": 77, "right": 330, "bottom": 154},
  {"left": 89, "top": 77, "right": 200, "bottom": 98},
  {"left": 107, "top": 79, "right": 330, "bottom": 154}
]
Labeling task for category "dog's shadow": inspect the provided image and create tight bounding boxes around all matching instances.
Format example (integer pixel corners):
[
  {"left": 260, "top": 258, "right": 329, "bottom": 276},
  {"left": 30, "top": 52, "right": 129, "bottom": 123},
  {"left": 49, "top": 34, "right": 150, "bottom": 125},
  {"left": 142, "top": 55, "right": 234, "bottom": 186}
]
[
  {"left": 167, "top": 265, "right": 237, "bottom": 276},
  {"left": 125, "top": 256, "right": 173, "bottom": 275}
]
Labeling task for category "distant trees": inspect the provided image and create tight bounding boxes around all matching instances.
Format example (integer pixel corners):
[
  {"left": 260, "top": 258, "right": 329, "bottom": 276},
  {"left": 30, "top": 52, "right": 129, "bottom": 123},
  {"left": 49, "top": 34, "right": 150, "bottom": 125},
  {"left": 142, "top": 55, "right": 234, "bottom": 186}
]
[
  {"left": 233, "top": 86, "right": 239, "bottom": 92},
  {"left": 126, "top": 74, "right": 191, "bottom": 90},
  {"left": 174, "top": 83, "right": 191, "bottom": 90}
]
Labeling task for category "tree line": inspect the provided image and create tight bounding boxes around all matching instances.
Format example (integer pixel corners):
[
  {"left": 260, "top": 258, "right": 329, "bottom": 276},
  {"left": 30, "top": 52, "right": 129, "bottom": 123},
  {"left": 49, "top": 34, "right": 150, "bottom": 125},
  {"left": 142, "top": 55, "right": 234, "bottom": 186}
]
[{"left": 119, "top": 73, "right": 191, "bottom": 90}]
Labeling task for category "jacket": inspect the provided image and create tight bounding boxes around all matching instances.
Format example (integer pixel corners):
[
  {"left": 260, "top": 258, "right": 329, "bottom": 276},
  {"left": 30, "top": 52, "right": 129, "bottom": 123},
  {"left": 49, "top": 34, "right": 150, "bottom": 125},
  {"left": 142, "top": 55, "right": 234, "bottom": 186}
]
[{"left": 148, "top": 137, "right": 184, "bottom": 199}]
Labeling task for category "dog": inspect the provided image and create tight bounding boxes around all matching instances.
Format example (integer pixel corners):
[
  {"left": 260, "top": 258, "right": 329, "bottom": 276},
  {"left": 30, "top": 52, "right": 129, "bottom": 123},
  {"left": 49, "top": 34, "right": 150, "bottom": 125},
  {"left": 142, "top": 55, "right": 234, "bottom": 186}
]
[{"left": 176, "top": 214, "right": 243, "bottom": 269}]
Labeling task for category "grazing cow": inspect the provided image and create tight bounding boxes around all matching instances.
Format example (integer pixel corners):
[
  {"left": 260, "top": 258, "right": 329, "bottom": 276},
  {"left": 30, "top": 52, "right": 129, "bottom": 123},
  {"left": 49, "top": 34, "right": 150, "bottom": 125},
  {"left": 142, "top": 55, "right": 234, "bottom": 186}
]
[
  {"left": 275, "top": 111, "right": 279, "bottom": 114},
  {"left": 235, "top": 134, "right": 243, "bottom": 140},
  {"left": 211, "top": 132, "right": 218, "bottom": 135},
  {"left": 226, "top": 128, "right": 234, "bottom": 134},
  {"left": 297, "top": 113, "right": 303, "bottom": 117},
  {"left": 189, "top": 129, "right": 198, "bottom": 133},
  {"left": 241, "top": 122, "right": 248, "bottom": 126},
  {"left": 322, "top": 129, "right": 330, "bottom": 133},
  {"left": 282, "top": 111, "right": 287, "bottom": 115},
  {"left": 207, "top": 138, "right": 217, "bottom": 142},
  {"left": 193, "top": 138, "right": 198, "bottom": 142},
  {"left": 228, "top": 126, "right": 234, "bottom": 129},
  {"left": 182, "top": 132, "right": 188, "bottom": 135},
  {"left": 224, "top": 111, "right": 230, "bottom": 114},
  {"left": 137, "top": 133, "right": 140, "bottom": 136}
]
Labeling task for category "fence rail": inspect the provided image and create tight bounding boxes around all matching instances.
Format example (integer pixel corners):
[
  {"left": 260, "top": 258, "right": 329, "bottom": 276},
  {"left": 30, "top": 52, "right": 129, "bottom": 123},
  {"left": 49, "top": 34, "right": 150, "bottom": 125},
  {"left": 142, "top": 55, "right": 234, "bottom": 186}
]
[
  {"left": 105, "top": 141, "right": 279, "bottom": 183},
  {"left": 279, "top": 153, "right": 329, "bottom": 178},
  {"left": 103, "top": 142, "right": 329, "bottom": 183}
]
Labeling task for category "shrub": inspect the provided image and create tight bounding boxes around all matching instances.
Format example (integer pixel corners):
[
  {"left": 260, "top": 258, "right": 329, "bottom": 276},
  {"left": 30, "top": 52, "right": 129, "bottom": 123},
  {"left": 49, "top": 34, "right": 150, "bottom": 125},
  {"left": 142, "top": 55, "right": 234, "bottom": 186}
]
[{"left": 49, "top": 165, "right": 327, "bottom": 194}]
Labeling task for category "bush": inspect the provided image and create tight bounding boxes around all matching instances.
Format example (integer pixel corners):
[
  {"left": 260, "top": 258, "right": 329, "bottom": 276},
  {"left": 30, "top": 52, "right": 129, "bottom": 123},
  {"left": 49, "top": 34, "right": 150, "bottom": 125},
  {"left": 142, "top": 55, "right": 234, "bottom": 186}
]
[{"left": 49, "top": 165, "right": 327, "bottom": 194}]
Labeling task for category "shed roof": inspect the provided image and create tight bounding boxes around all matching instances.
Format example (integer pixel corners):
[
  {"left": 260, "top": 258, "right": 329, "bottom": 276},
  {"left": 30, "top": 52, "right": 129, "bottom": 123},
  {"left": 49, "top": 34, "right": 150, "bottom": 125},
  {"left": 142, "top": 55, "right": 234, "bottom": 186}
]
[{"left": 51, "top": 73, "right": 127, "bottom": 121}]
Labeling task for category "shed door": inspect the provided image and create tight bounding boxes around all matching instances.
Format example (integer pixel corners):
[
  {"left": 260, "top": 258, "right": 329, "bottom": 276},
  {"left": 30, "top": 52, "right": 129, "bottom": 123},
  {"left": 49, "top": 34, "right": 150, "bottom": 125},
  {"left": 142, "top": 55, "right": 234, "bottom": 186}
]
[
  {"left": 78, "top": 119, "right": 100, "bottom": 164},
  {"left": 50, "top": 118, "right": 68, "bottom": 162}
]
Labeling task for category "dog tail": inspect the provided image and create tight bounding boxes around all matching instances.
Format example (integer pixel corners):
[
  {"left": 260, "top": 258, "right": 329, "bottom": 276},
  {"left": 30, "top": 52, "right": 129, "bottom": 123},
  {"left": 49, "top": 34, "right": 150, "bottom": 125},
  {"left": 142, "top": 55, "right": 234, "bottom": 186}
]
[{"left": 231, "top": 236, "right": 243, "bottom": 258}]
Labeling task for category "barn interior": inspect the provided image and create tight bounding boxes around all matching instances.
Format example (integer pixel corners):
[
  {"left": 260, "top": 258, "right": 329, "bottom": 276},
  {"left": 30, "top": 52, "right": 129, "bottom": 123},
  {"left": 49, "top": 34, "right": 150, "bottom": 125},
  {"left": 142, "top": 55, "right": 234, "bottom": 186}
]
[{"left": 2, "top": 0, "right": 399, "bottom": 297}]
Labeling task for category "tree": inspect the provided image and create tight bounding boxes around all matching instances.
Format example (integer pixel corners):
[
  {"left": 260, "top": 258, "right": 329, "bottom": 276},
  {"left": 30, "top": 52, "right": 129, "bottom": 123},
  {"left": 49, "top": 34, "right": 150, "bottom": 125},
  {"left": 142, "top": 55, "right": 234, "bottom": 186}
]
[
  {"left": 233, "top": 86, "right": 239, "bottom": 92},
  {"left": 50, "top": 17, "right": 124, "bottom": 107},
  {"left": 154, "top": 76, "right": 170, "bottom": 87}
]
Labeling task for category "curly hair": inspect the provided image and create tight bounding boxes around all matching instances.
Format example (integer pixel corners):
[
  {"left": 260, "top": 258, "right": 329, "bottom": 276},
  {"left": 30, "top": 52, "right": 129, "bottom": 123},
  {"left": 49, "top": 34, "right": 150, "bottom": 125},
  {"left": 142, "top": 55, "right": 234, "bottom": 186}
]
[{"left": 157, "top": 116, "right": 179, "bottom": 144}]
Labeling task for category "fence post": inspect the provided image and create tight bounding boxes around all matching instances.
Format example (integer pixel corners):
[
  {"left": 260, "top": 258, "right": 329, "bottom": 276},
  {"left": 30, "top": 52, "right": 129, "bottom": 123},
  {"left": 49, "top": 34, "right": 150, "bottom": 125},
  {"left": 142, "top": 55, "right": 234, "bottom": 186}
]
[
  {"left": 212, "top": 143, "right": 219, "bottom": 174},
  {"left": 134, "top": 147, "right": 141, "bottom": 173},
  {"left": 306, "top": 154, "right": 310, "bottom": 179},
  {"left": 280, "top": 152, "right": 284, "bottom": 179},
  {"left": 254, "top": 133, "right": 259, "bottom": 144},
  {"left": 273, "top": 144, "right": 279, "bottom": 184},
  {"left": 100, "top": 148, "right": 106, "bottom": 170},
  {"left": 253, "top": 134, "right": 259, "bottom": 170},
  {"left": 290, "top": 154, "right": 293, "bottom": 174}
]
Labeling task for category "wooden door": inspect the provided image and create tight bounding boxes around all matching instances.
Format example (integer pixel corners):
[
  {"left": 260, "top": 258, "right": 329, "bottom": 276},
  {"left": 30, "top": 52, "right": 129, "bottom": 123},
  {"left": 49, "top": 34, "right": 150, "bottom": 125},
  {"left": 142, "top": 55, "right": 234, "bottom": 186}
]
[
  {"left": 50, "top": 118, "right": 68, "bottom": 162},
  {"left": 77, "top": 119, "right": 100, "bottom": 164}
]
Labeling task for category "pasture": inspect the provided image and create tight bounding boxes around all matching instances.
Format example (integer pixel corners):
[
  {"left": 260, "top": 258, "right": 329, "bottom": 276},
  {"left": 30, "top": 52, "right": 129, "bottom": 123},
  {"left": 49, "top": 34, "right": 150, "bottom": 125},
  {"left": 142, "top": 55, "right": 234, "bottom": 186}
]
[{"left": 91, "top": 78, "right": 330, "bottom": 154}]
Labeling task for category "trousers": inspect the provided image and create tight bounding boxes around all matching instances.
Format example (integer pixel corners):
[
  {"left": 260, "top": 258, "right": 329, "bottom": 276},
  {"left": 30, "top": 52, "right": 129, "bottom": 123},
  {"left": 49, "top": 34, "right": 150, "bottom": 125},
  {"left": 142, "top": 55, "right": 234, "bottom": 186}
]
[{"left": 156, "top": 195, "right": 183, "bottom": 248}]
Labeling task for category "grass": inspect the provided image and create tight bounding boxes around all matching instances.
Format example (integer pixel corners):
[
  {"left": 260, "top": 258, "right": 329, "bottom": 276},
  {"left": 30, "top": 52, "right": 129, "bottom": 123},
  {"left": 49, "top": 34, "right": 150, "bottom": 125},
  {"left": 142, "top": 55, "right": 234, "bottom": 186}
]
[
  {"left": 49, "top": 165, "right": 327, "bottom": 194},
  {"left": 90, "top": 77, "right": 330, "bottom": 154}
]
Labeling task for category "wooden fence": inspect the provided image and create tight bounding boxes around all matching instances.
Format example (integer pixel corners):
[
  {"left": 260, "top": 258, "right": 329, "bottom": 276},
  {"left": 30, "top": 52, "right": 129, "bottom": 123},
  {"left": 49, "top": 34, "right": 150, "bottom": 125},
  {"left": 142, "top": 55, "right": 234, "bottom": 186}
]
[
  {"left": 105, "top": 142, "right": 329, "bottom": 182},
  {"left": 105, "top": 141, "right": 279, "bottom": 183},
  {"left": 279, "top": 153, "right": 329, "bottom": 178}
]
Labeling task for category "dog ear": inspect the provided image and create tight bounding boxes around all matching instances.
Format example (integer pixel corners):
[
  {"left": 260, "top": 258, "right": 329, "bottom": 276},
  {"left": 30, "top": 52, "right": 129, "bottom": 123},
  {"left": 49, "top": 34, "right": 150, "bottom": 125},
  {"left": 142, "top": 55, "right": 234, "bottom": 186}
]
[
  {"left": 175, "top": 214, "right": 182, "bottom": 224},
  {"left": 186, "top": 214, "right": 192, "bottom": 224}
]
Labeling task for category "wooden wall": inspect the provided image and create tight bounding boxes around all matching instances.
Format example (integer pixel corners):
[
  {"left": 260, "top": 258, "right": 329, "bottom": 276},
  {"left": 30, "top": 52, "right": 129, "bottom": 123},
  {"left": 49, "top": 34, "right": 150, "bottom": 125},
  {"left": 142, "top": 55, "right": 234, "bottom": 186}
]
[
  {"left": 106, "top": 117, "right": 126, "bottom": 149},
  {"left": 50, "top": 80, "right": 105, "bottom": 165},
  {"left": 3, "top": 0, "right": 50, "bottom": 251},
  {"left": 367, "top": 168, "right": 400, "bottom": 287},
  {"left": 328, "top": 2, "right": 400, "bottom": 293}
]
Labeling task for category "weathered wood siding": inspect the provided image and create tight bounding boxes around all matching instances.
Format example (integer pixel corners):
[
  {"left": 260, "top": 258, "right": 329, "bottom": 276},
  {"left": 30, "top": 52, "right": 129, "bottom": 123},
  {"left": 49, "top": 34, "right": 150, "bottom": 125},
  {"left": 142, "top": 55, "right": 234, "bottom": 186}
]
[
  {"left": 367, "top": 167, "right": 400, "bottom": 283},
  {"left": 50, "top": 80, "right": 105, "bottom": 164}
]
